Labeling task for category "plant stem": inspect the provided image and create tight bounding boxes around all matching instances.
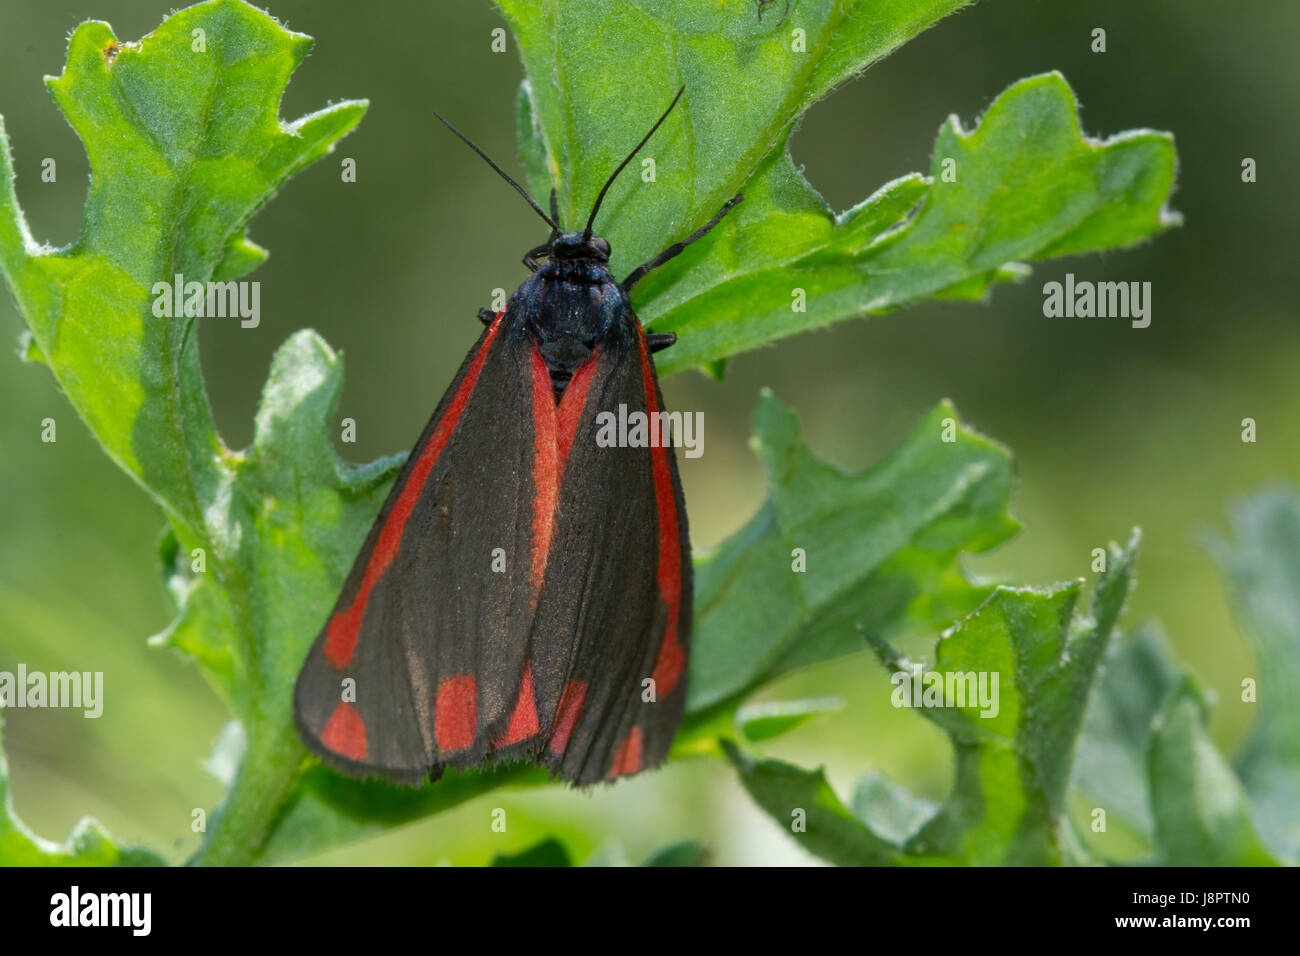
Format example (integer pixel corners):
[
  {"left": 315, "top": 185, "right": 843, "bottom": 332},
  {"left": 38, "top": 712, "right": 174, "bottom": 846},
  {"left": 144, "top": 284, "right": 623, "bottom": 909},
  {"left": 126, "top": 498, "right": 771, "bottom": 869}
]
[{"left": 193, "top": 723, "right": 305, "bottom": 866}]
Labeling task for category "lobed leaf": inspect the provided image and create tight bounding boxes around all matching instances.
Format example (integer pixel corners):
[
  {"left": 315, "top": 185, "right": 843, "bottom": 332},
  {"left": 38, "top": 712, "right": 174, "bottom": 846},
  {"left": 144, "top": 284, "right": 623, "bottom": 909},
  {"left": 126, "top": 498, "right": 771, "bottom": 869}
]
[
  {"left": 1148, "top": 677, "right": 1279, "bottom": 866},
  {"left": 0, "top": 714, "right": 164, "bottom": 866},
  {"left": 734, "top": 696, "right": 843, "bottom": 743},
  {"left": 732, "top": 533, "right": 1140, "bottom": 865},
  {"left": 1204, "top": 486, "right": 1300, "bottom": 863},
  {"left": 850, "top": 770, "right": 937, "bottom": 847},
  {"left": 881, "top": 532, "right": 1140, "bottom": 865},
  {"left": 498, "top": 1, "right": 1180, "bottom": 375},
  {"left": 687, "top": 390, "right": 1017, "bottom": 714},
  {"left": 0, "top": 0, "right": 384, "bottom": 864},
  {"left": 1069, "top": 623, "right": 1180, "bottom": 859},
  {"left": 497, "top": 0, "right": 973, "bottom": 271},
  {"left": 723, "top": 740, "right": 901, "bottom": 866},
  {"left": 647, "top": 73, "right": 1180, "bottom": 375},
  {"left": 0, "top": 1, "right": 366, "bottom": 530}
]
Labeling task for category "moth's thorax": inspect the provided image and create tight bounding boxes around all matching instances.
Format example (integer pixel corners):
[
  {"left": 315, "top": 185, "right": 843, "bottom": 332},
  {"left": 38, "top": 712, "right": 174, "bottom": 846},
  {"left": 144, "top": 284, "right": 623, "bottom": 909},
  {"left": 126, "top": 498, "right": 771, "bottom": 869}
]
[{"left": 510, "top": 252, "right": 636, "bottom": 396}]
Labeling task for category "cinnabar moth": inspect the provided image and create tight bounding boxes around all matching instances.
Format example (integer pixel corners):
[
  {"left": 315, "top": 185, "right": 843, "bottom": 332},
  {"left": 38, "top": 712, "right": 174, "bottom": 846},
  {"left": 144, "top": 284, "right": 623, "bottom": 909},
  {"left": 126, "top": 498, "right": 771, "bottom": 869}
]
[{"left": 294, "top": 88, "right": 741, "bottom": 785}]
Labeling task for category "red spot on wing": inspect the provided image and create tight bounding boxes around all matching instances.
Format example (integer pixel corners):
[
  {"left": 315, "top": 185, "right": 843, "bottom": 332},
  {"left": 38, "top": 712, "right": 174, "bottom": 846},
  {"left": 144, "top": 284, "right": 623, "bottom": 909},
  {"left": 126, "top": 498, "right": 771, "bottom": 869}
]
[
  {"left": 637, "top": 331, "right": 686, "bottom": 697},
  {"left": 608, "top": 726, "right": 644, "bottom": 779},
  {"left": 529, "top": 348, "right": 600, "bottom": 593},
  {"left": 435, "top": 674, "right": 477, "bottom": 753},
  {"left": 321, "top": 702, "right": 368, "bottom": 761},
  {"left": 548, "top": 680, "right": 588, "bottom": 755},
  {"left": 323, "top": 315, "right": 503, "bottom": 669},
  {"left": 496, "top": 663, "right": 540, "bottom": 747}
]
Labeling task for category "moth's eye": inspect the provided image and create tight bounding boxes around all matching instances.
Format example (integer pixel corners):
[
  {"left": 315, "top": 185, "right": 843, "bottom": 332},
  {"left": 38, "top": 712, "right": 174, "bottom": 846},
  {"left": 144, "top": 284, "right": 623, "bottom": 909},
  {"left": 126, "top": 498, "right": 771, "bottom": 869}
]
[{"left": 592, "top": 237, "right": 611, "bottom": 258}]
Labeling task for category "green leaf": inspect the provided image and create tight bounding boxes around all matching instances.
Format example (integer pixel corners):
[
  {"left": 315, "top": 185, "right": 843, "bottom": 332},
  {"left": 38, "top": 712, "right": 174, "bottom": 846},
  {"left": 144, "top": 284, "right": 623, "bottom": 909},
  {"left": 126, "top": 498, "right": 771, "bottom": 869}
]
[
  {"left": 1204, "top": 485, "right": 1300, "bottom": 863},
  {"left": 260, "top": 764, "right": 547, "bottom": 864},
  {"left": 1148, "top": 677, "right": 1279, "bottom": 866},
  {"left": 0, "top": 714, "right": 164, "bottom": 866},
  {"left": 730, "top": 535, "right": 1139, "bottom": 866},
  {"left": 686, "top": 391, "right": 1017, "bottom": 715},
  {"left": 492, "top": 837, "right": 573, "bottom": 867},
  {"left": 499, "top": 0, "right": 973, "bottom": 270},
  {"left": 499, "top": 0, "right": 1179, "bottom": 374},
  {"left": 642, "top": 839, "right": 708, "bottom": 867},
  {"left": 649, "top": 73, "right": 1180, "bottom": 375},
  {"left": 1069, "top": 623, "right": 1181, "bottom": 859},
  {"left": 850, "top": 771, "right": 937, "bottom": 847},
  {"left": 1072, "top": 616, "right": 1287, "bottom": 866},
  {"left": 0, "top": 0, "right": 366, "bottom": 531},
  {"left": 874, "top": 532, "right": 1140, "bottom": 865},
  {"left": 735, "top": 697, "right": 843, "bottom": 743},
  {"left": 0, "top": 0, "right": 385, "bottom": 865},
  {"left": 722, "top": 740, "right": 901, "bottom": 866}
]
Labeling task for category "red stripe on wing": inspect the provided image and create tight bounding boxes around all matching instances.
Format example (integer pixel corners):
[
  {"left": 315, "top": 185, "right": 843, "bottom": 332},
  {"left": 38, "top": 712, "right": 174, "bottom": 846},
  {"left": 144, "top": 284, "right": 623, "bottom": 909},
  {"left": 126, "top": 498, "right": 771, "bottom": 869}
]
[
  {"left": 556, "top": 355, "right": 598, "bottom": 465},
  {"left": 636, "top": 331, "right": 686, "bottom": 697},
  {"left": 527, "top": 354, "right": 603, "bottom": 756},
  {"left": 323, "top": 315, "right": 504, "bottom": 670},
  {"left": 529, "top": 349, "right": 600, "bottom": 593},
  {"left": 529, "top": 351, "right": 560, "bottom": 594}
]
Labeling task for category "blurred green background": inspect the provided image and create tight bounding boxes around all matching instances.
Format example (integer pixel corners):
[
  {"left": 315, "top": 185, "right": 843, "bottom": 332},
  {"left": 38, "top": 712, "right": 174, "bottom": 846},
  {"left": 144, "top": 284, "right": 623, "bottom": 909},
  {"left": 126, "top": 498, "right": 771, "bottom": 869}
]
[{"left": 1, "top": 0, "right": 1295, "bottom": 864}]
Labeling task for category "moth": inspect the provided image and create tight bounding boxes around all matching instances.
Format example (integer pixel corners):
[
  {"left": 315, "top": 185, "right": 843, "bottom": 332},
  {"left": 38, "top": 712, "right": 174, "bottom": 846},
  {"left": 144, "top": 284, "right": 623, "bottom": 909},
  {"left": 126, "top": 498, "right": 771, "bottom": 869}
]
[{"left": 294, "top": 88, "right": 740, "bottom": 785}]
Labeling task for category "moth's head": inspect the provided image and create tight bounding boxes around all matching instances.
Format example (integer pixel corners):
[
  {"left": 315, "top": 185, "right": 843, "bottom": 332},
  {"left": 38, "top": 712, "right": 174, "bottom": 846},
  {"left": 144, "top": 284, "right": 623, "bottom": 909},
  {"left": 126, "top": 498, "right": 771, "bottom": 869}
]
[
  {"left": 436, "top": 88, "right": 685, "bottom": 276},
  {"left": 549, "top": 231, "right": 611, "bottom": 263}
]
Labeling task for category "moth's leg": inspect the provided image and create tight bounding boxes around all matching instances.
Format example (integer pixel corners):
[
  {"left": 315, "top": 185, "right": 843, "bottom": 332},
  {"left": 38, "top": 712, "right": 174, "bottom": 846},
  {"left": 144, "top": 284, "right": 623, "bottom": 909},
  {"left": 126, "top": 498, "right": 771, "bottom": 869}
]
[
  {"left": 645, "top": 332, "right": 676, "bottom": 353},
  {"left": 523, "top": 242, "right": 550, "bottom": 272}
]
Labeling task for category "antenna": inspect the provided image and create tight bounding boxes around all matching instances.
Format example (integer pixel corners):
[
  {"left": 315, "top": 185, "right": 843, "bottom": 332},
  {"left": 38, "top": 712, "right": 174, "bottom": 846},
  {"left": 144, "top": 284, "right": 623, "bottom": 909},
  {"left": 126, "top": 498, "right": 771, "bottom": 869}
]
[
  {"left": 584, "top": 86, "right": 686, "bottom": 238},
  {"left": 434, "top": 111, "right": 559, "bottom": 232}
]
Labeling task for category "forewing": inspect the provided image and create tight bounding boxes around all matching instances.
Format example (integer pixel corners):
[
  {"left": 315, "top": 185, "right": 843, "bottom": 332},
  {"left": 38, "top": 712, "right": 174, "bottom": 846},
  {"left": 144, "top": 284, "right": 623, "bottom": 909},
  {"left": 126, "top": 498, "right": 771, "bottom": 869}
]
[
  {"left": 294, "top": 315, "right": 540, "bottom": 782},
  {"left": 525, "top": 326, "right": 692, "bottom": 784}
]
